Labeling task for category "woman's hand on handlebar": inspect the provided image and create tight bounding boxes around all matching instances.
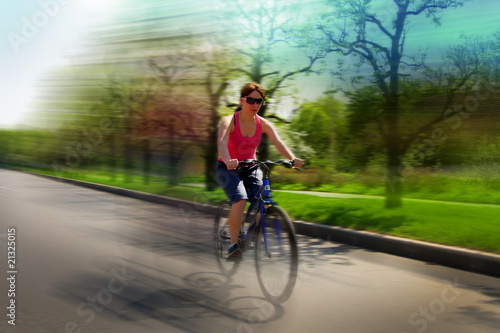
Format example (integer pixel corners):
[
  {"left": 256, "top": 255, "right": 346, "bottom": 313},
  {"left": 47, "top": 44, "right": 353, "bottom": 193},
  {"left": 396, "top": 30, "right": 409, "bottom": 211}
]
[
  {"left": 291, "top": 158, "right": 304, "bottom": 168},
  {"left": 225, "top": 159, "right": 239, "bottom": 170}
]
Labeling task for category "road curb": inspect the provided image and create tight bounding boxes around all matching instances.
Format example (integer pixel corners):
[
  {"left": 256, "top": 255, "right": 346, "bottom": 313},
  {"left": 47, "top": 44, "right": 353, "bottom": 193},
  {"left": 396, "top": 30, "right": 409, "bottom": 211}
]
[
  {"left": 27, "top": 171, "right": 500, "bottom": 278},
  {"left": 292, "top": 221, "right": 500, "bottom": 278}
]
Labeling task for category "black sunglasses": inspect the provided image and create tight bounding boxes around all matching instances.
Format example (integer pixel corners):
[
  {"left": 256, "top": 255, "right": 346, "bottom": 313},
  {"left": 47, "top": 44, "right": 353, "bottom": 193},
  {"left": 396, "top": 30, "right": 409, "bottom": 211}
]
[{"left": 242, "top": 96, "right": 264, "bottom": 105}]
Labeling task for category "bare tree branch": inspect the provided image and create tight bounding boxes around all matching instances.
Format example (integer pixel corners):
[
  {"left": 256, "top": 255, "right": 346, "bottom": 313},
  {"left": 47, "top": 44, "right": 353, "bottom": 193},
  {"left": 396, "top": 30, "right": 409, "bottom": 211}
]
[
  {"left": 365, "top": 14, "right": 394, "bottom": 39},
  {"left": 407, "top": 0, "right": 465, "bottom": 16}
]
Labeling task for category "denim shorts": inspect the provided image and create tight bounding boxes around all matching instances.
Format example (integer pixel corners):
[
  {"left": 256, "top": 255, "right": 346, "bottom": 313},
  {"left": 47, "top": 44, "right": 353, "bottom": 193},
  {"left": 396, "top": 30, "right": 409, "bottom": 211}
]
[{"left": 216, "top": 161, "right": 263, "bottom": 205}]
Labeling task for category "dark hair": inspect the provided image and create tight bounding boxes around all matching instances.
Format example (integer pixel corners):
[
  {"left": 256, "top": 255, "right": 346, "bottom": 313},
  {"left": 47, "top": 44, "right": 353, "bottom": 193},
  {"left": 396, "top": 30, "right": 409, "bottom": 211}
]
[
  {"left": 236, "top": 82, "right": 265, "bottom": 111},
  {"left": 240, "top": 82, "right": 265, "bottom": 98}
]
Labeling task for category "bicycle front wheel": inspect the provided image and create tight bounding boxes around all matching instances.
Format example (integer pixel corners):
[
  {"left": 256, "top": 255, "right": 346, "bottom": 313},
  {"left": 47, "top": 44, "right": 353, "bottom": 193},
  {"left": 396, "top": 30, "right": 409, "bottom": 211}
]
[
  {"left": 214, "top": 200, "right": 240, "bottom": 276},
  {"left": 255, "top": 206, "right": 298, "bottom": 303}
]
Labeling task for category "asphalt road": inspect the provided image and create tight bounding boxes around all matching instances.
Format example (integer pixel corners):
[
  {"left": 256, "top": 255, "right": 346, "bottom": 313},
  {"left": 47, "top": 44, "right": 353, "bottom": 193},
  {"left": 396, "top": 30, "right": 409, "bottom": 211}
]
[{"left": 0, "top": 169, "right": 499, "bottom": 333}]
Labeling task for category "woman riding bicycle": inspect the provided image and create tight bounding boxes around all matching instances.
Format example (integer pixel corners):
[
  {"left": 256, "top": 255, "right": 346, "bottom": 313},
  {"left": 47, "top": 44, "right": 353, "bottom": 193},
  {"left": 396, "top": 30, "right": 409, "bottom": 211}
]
[{"left": 216, "top": 82, "right": 304, "bottom": 261}]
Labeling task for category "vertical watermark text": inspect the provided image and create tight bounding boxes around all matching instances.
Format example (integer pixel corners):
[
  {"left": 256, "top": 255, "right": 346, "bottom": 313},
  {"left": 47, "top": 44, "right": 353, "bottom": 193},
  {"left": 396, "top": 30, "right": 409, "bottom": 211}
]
[{"left": 6, "top": 228, "right": 17, "bottom": 326}]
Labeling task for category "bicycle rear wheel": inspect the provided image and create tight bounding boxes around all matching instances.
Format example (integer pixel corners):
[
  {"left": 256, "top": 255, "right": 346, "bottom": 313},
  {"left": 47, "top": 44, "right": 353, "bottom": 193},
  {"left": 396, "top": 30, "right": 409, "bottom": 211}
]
[
  {"left": 214, "top": 200, "right": 240, "bottom": 276},
  {"left": 255, "top": 206, "right": 298, "bottom": 303}
]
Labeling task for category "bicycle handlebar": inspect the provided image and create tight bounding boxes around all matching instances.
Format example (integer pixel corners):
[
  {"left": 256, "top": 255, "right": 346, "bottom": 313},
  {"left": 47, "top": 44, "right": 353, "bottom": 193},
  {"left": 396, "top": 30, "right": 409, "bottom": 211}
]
[{"left": 237, "top": 159, "right": 302, "bottom": 171}]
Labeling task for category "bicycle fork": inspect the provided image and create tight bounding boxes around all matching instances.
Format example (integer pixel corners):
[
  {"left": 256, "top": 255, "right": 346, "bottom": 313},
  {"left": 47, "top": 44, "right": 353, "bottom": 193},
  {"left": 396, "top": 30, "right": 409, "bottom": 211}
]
[{"left": 260, "top": 206, "right": 285, "bottom": 258}]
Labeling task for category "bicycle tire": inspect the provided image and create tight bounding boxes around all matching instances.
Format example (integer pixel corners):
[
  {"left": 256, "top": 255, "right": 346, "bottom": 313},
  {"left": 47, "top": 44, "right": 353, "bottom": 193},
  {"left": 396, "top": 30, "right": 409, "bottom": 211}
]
[
  {"left": 214, "top": 200, "right": 241, "bottom": 276},
  {"left": 255, "top": 206, "right": 298, "bottom": 303}
]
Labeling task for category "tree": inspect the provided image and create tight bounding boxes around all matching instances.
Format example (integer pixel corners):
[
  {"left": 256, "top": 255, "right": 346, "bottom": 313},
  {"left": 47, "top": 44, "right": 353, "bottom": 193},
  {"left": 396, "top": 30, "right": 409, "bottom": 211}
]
[
  {"left": 198, "top": 39, "right": 239, "bottom": 191},
  {"left": 104, "top": 77, "right": 156, "bottom": 183},
  {"left": 291, "top": 95, "right": 343, "bottom": 166},
  {"left": 147, "top": 47, "right": 202, "bottom": 184},
  {"left": 146, "top": 34, "right": 238, "bottom": 190},
  {"left": 337, "top": 85, "right": 386, "bottom": 171},
  {"left": 135, "top": 92, "right": 209, "bottom": 186},
  {"left": 217, "top": 0, "right": 326, "bottom": 160},
  {"left": 306, "top": 0, "right": 477, "bottom": 208}
]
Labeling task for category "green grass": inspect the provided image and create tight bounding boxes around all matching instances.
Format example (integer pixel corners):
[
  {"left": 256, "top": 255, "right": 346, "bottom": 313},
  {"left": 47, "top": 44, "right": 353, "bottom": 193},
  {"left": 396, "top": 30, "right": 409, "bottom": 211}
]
[
  {"left": 273, "top": 192, "right": 500, "bottom": 253},
  {"left": 17, "top": 166, "right": 500, "bottom": 254},
  {"left": 271, "top": 166, "right": 500, "bottom": 205}
]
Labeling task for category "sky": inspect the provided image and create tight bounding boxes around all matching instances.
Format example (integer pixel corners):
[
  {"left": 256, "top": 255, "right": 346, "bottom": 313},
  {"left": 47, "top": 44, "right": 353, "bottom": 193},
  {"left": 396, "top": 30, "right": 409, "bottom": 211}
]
[
  {"left": 0, "top": 0, "right": 499, "bottom": 128},
  {"left": 0, "top": 0, "right": 118, "bottom": 128}
]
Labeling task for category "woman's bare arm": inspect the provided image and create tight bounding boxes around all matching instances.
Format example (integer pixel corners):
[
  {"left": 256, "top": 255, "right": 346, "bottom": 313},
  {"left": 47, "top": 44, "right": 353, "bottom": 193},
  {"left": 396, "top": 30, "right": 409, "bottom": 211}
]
[
  {"left": 217, "top": 115, "right": 238, "bottom": 169},
  {"left": 261, "top": 117, "right": 304, "bottom": 167}
]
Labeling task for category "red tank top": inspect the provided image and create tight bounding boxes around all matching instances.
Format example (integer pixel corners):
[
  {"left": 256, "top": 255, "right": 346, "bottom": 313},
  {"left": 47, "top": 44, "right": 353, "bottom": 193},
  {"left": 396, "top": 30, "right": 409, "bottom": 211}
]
[{"left": 220, "top": 112, "right": 262, "bottom": 162}]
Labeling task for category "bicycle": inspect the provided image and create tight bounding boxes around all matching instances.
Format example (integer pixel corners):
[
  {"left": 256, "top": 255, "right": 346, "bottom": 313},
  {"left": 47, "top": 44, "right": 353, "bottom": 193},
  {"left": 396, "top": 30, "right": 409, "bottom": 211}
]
[{"left": 214, "top": 159, "right": 300, "bottom": 303}]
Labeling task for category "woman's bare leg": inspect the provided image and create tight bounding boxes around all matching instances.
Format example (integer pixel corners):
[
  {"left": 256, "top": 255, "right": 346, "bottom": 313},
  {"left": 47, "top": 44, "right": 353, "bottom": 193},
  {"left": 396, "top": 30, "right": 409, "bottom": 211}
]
[{"left": 228, "top": 199, "right": 246, "bottom": 245}]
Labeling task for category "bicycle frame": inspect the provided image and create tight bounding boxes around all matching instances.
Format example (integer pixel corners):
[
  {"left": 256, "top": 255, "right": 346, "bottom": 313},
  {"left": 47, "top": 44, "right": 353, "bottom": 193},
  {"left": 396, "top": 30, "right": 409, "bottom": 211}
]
[{"left": 239, "top": 161, "right": 281, "bottom": 256}]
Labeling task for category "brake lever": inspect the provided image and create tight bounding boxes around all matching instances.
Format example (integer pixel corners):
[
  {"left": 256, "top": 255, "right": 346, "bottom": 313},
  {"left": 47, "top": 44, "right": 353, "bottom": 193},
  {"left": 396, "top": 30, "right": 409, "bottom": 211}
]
[{"left": 275, "top": 159, "right": 293, "bottom": 168}]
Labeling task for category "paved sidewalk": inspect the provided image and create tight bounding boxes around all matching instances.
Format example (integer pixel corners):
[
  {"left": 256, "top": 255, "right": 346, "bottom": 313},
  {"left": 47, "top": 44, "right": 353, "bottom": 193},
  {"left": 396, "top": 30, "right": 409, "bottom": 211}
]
[
  {"left": 183, "top": 183, "right": 500, "bottom": 208},
  {"left": 27, "top": 172, "right": 500, "bottom": 278}
]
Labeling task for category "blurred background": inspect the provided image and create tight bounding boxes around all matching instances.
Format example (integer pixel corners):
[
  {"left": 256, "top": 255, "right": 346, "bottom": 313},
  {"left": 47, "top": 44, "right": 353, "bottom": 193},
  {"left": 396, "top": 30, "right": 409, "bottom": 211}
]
[{"left": 1, "top": 0, "right": 499, "bottom": 238}]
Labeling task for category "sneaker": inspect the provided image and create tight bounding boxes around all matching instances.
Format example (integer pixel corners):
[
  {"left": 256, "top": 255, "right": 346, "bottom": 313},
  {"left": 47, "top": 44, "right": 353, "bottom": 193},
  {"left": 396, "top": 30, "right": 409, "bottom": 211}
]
[{"left": 227, "top": 243, "right": 242, "bottom": 261}]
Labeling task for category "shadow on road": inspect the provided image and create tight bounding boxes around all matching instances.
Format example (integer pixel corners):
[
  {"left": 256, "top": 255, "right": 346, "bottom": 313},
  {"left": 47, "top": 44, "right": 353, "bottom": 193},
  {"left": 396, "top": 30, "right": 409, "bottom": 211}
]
[
  {"left": 43, "top": 202, "right": 361, "bottom": 331},
  {"left": 47, "top": 255, "right": 285, "bottom": 332},
  {"left": 455, "top": 283, "right": 500, "bottom": 330},
  {"left": 297, "top": 235, "right": 356, "bottom": 267}
]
